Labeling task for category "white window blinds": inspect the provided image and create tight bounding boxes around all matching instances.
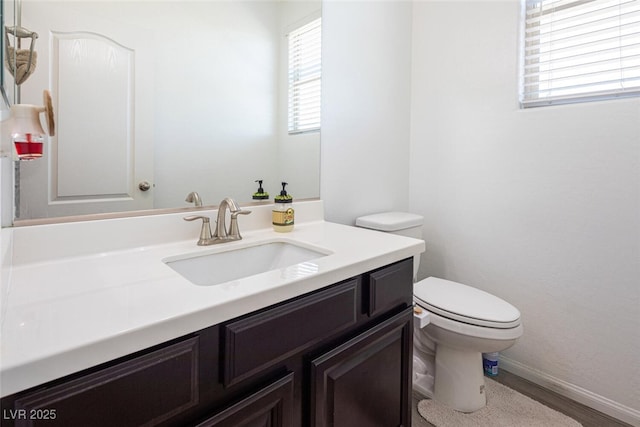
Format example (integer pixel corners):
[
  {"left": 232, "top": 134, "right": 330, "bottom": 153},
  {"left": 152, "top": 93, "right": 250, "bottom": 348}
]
[
  {"left": 288, "top": 17, "right": 321, "bottom": 134},
  {"left": 521, "top": 0, "right": 640, "bottom": 107}
]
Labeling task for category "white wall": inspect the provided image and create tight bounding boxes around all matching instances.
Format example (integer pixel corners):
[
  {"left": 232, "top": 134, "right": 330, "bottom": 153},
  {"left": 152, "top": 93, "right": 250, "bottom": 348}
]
[
  {"left": 321, "top": 0, "right": 413, "bottom": 224},
  {"left": 409, "top": 0, "right": 640, "bottom": 423}
]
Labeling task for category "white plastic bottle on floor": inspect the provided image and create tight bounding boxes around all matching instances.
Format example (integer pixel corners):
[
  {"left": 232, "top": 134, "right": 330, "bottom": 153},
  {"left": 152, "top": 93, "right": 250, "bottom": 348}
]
[{"left": 483, "top": 352, "right": 499, "bottom": 376}]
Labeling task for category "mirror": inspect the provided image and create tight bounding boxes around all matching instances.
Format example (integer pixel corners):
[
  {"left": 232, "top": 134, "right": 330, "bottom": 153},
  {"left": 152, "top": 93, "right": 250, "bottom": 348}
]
[{"left": 5, "top": 0, "right": 321, "bottom": 223}]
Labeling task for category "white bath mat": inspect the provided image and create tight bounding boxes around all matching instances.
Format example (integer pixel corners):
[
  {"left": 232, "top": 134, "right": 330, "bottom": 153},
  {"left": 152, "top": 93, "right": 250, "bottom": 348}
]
[{"left": 417, "top": 377, "right": 583, "bottom": 427}]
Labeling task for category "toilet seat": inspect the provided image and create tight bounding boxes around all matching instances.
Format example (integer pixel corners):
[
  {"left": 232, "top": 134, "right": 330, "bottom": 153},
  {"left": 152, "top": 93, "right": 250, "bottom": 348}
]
[{"left": 414, "top": 277, "right": 521, "bottom": 329}]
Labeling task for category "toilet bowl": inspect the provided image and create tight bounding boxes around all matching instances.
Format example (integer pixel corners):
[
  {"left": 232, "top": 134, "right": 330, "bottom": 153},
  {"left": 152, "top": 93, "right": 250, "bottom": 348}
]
[
  {"left": 356, "top": 212, "right": 523, "bottom": 413},
  {"left": 414, "top": 277, "right": 523, "bottom": 412}
]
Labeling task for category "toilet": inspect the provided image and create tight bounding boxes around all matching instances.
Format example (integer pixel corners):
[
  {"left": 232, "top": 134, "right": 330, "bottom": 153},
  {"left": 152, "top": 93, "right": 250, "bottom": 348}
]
[{"left": 356, "top": 212, "right": 523, "bottom": 413}]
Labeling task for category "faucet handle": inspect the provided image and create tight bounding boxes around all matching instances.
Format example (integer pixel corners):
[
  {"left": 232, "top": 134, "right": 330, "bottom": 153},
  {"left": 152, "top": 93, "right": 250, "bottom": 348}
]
[
  {"left": 230, "top": 209, "right": 251, "bottom": 219},
  {"left": 183, "top": 214, "right": 209, "bottom": 222},
  {"left": 229, "top": 209, "right": 251, "bottom": 239},
  {"left": 183, "top": 215, "right": 213, "bottom": 246}
]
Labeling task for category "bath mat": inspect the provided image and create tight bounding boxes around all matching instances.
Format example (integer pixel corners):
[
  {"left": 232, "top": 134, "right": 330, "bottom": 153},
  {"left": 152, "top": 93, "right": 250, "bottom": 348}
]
[{"left": 417, "top": 377, "right": 582, "bottom": 427}]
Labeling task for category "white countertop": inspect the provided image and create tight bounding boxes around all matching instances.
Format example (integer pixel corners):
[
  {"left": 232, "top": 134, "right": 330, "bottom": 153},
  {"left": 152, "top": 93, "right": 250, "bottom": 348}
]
[{"left": 0, "top": 201, "right": 424, "bottom": 397}]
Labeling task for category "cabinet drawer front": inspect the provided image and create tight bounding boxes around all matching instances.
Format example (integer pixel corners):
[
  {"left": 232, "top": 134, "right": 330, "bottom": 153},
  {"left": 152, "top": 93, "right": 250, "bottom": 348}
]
[
  {"left": 195, "top": 372, "right": 294, "bottom": 427},
  {"left": 13, "top": 337, "right": 199, "bottom": 427},
  {"left": 224, "top": 279, "right": 358, "bottom": 386},
  {"left": 365, "top": 258, "right": 413, "bottom": 317}
]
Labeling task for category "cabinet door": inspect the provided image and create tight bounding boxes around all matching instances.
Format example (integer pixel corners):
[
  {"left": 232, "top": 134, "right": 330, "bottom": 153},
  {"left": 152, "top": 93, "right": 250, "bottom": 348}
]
[
  {"left": 195, "top": 373, "right": 294, "bottom": 427},
  {"left": 310, "top": 308, "right": 413, "bottom": 427}
]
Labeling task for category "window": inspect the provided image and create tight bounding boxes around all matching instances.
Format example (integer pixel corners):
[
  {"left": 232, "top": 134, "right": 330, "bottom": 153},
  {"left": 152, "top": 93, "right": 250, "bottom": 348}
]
[
  {"left": 287, "top": 17, "right": 321, "bottom": 134},
  {"left": 521, "top": 0, "right": 640, "bottom": 108}
]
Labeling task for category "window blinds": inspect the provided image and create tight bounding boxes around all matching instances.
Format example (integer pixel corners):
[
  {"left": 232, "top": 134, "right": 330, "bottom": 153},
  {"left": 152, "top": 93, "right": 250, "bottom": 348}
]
[
  {"left": 288, "top": 17, "right": 321, "bottom": 134},
  {"left": 522, "top": 0, "right": 640, "bottom": 107}
]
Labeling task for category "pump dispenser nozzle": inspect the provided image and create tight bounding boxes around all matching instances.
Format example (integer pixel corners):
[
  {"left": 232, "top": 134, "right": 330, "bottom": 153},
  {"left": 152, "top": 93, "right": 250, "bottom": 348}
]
[
  {"left": 275, "top": 182, "right": 292, "bottom": 202},
  {"left": 252, "top": 179, "right": 269, "bottom": 200}
]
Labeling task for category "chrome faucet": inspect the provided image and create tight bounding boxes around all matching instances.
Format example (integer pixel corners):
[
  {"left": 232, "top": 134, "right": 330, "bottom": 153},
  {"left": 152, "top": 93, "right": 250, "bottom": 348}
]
[
  {"left": 184, "top": 197, "right": 251, "bottom": 245},
  {"left": 214, "top": 197, "right": 251, "bottom": 240}
]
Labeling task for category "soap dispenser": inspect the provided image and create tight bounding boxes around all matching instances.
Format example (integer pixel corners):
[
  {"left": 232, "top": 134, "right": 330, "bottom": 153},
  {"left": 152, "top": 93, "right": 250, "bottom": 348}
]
[
  {"left": 252, "top": 180, "right": 269, "bottom": 200},
  {"left": 272, "top": 182, "right": 294, "bottom": 232}
]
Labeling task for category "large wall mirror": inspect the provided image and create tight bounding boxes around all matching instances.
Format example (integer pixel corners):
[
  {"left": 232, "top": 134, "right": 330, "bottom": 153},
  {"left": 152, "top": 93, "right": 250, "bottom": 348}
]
[{"left": 3, "top": 0, "right": 321, "bottom": 224}]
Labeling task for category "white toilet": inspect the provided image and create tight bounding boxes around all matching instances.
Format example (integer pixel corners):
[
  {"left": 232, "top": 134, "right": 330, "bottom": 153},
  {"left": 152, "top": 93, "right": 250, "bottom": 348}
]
[{"left": 356, "top": 212, "right": 523, "bottom": 413}]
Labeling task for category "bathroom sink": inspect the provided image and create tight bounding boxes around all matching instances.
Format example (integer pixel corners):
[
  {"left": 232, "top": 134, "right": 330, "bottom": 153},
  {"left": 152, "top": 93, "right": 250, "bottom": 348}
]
[{"left": 164, "top": 241, "right": 330, "bottom": 286}]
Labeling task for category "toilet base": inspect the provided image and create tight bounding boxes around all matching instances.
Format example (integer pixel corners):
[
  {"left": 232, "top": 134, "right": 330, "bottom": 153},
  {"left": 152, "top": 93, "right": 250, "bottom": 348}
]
[{"left": 434, "top": 345, "right": 487, "bottom": 413}]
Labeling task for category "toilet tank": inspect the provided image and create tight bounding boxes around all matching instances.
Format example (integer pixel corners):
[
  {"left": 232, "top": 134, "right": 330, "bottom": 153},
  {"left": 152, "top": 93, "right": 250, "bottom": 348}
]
[
  {"left": 355, "top": 212, "right": 424, "bottom": 239},
  {"left": 355, "top": 212, "right": 424, "bottom": 278}
]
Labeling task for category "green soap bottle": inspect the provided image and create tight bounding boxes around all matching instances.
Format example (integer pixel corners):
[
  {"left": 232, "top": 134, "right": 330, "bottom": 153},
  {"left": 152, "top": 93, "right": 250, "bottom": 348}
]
[{"left": 252, "top": 179, "right": 269, "bottom": 200}]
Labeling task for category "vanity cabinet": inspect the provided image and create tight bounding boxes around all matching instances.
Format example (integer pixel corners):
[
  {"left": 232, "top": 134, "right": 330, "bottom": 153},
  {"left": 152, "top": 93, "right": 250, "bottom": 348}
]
[
  {"left": 310, "top": 309, "right": 413, "bottom": 427},
  {"left": 8, "top": 337, "right": 203, "bottom": 427},
  {"left": 1, "top": 258, "right": 413, "bottom": 427},
  {"left": 194, "top": 373, "right": 295, "bottom": 427}
]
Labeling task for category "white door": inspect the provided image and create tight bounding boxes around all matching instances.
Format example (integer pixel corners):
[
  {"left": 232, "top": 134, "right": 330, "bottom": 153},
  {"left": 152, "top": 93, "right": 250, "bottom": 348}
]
[{"left": 17, "top": 1, "right": 154, "bottom": 219}]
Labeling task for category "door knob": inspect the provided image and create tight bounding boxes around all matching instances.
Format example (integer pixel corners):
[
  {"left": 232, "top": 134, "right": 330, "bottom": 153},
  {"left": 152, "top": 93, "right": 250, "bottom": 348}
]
[{"left": 138, "top": 181, "right": 151, "bottom": 191}]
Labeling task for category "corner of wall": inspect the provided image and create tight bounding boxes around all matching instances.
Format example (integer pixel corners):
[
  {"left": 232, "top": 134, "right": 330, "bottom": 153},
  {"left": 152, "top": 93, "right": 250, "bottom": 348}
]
[
  {"left": 0, "top": 156, "right": 13, "bottom": 227},
  {"left": 321, "top": 0, "right": 413, "bottom": 225}
]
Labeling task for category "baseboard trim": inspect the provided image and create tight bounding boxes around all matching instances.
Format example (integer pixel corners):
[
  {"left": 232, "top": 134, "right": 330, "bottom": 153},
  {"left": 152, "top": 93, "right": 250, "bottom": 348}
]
[{"left": 500, "top": 356, "right": 640, "bottom": 427}]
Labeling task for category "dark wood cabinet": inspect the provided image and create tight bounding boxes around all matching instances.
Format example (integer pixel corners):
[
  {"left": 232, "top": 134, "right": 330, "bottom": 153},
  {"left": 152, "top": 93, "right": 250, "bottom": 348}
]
[
  {"left": 223, "top": 279, "right": 358, "bottom": 387},
  {"left": 11, "top": 337, "right": 200, "bottom": 427},
  {"left": 310, "top": 309, "right": 413, "bottom": 427},
  {"left": 1, "top": 258, "right": 413, "bottom": 427},
  {"left": 364, "top": 260, "right": 413, "bottom": 317},
  {"left": 195, "top": 373, "right": 294, "bottom": 427}
]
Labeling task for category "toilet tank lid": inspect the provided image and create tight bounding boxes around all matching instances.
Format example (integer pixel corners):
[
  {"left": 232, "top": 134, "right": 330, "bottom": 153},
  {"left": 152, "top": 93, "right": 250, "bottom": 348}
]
[{"left": 356, "top": 212, "right": 424, "bottom": 231}]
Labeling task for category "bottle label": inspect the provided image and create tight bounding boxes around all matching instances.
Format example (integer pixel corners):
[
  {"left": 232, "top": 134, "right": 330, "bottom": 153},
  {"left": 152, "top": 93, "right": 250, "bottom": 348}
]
[
  {"left": 483, "top": 358, "right": 498, "bottom": 376},
  {"left": 272, "top": 208, "right": 294, "bottom": 226}
]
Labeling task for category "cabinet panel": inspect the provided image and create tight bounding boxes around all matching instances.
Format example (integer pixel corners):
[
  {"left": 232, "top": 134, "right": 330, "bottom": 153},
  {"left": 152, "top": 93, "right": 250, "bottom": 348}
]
[
  {"left": 195, "top": 372, "right": 294, "bottom": 427},
  {"left": 223, "top": 279, "right": 358, "bottom": 386},
  {"left": 13, "top": 337, "right": 199, "bottom": 427},
  {"left": 364, "top": 258, "right": 413, "bottom": 317},
  {"left": 310, "top": 308, "right": 413, "bottom": 427}
]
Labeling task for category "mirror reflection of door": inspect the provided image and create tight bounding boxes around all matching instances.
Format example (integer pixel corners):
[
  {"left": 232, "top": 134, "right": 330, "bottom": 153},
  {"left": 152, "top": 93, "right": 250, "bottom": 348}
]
[
  {"left": 17, "top": 1, "right": 154, "bottom": 219},
  {"left": 13, "top": 1, "right": 322, "bottom": 222}
]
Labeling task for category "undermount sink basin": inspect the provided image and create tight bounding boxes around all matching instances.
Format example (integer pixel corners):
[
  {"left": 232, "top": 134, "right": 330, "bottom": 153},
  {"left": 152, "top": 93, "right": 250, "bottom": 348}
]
[{"left": 164, "top": 241, "right": 330, "bottom": 286}]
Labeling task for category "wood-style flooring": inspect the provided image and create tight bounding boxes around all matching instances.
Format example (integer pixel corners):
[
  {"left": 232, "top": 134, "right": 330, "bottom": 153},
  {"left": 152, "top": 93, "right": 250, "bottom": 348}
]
[{"left": 411, "top": 369, "right": 633, "bottom": 427}]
